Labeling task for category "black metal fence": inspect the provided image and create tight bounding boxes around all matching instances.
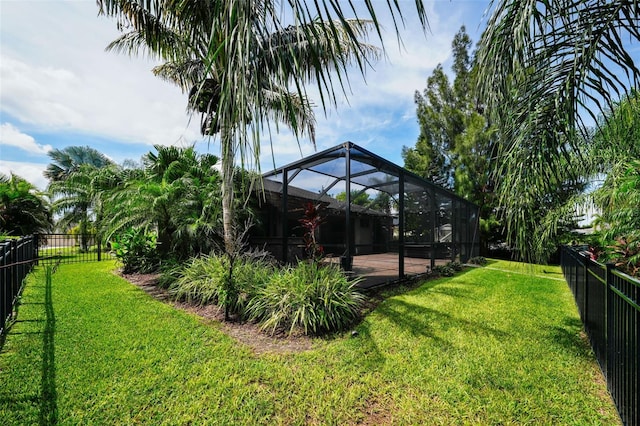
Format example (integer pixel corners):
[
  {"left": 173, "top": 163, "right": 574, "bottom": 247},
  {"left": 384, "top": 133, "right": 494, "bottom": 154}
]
[
  {"left": 560, "top": 246, "right": 639, "bottom": 426},
  {"left": 0, "top": 236, "right": 38, "bottom": 336},
  {"left": 1, "top": 234, "right": 107, "bottom": 338},
  {"left": 34, "top": 233, "right": 104, "bottom": 265}
]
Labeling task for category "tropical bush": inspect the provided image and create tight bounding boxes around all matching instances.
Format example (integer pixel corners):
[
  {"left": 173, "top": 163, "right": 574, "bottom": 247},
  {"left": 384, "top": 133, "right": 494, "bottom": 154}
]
[
  {"left": 111, "top": 227, "right": 160, "bottom": 274},
  {"left": 432, "top": 264, "right": 455, "bottom": 277},
  {"left": 247, "top": 262, "right": 364, "bottom": 336},
  {"left": 100, "top": 145, "right": 225, "bottom": 260},
  {"left": 601, "top": 236, "right": 640, "bottom": 277},
  {"left": 448, "top": 260, "right": 464, "bottom": 271},
  {"left": 156, "top": 258, "right": 183, "bottom": 289},
  {"left": 169, "top": 251, "right": 276, "bottom": 318},
  {"left": 432, "top": 260, "right": 467, "bottom": 277},
  {"left": 0, "top": 173, "right": 53, "bottom": 235},
  {"left": 467, "top": 256, "right": 487, "bottom": 266}
]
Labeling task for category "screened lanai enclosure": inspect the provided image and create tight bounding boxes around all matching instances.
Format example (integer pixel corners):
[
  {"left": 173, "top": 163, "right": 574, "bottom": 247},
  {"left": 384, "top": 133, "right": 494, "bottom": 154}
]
[{"left": 250, "top": 142, "right": 479, "bottom": 287}]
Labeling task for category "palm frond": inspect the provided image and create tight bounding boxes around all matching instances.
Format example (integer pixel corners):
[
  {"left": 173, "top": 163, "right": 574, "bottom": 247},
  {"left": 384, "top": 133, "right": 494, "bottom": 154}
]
[{"left": 475, "top": 0, "right": 640, "bottom": 262}]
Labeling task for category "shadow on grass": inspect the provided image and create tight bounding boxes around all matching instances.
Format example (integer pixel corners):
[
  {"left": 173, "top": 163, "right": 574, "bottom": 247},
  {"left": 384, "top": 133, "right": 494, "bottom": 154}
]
[
  {"left": 548, "top": 316, "right": 594, "bottom": 360},
  {"left": 41, "top": 267, "right": 58, "bottom": 425},
  {"left": 368, "top": 266, "right": 476, "bottom": 299},
  {"left": 351, "top": 321, "right": 387, "bottom": 366},
  {"left": 418, "top": 280, "right": 479, "bottom": 300},
  {"left": 0, "top": 268, "right": 58, "bottom": 425},
  {"left": 377, "top": 298, "right": 509, "bottom": 343}
]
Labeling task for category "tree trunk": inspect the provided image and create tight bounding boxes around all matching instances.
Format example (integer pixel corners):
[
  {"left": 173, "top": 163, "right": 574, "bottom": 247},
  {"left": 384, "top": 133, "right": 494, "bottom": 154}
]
[{"left": 221, "top": 129, "right": 235, "bottom": 254}]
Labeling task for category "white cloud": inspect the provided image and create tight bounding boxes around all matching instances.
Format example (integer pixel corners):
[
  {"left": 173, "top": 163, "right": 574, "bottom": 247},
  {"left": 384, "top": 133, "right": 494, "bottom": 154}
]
[
  {"left": 1, "top": 58, "right": 82, "bottom": 128},
  {"left": 0, "top": 160, "right": 48, "bottom": 191},
  {"left": 0, "top": 123, "right": 53, "bottom": 155},
  {"left": 0, "top": 0, "right": 490, "bottom": 176},
  {"left": 0, "top": 2, "right": 202, "bottom": 147}
]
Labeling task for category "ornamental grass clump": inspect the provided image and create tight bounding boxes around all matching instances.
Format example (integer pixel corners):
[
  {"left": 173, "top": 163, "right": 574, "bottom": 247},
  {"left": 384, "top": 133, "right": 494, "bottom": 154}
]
[
  {"left": 248, "top": 262, "right": 365, "bottom": 336},
  {"left": 169, "top": 252, "right": 276, "bottom": 318}
]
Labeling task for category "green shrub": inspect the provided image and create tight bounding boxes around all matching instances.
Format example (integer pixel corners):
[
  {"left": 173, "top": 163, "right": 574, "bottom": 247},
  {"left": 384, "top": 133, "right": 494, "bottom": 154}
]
[
  {"left": 157, "top": 258, "right": 184, "bottom": 289},
  {"left": 448, "top": 260, "right": 464, "bottom": 271},
  {"left": 468, "top": 256, "right": 487, "bottom": 266},
  {"left": 247, "top": 262, "right": 364, "bottom": 336},
  {"left": 111, "top": 228, "right": 160, "bottom": 274},
  {"left": 169, "top": 251, "right": 276, "bottom": 318},
  {"left": 432, "top": 264, "right": 455, "bottom": 277},
  {"left": 170, "top": 255, "right": 226, "bottom": 305}
]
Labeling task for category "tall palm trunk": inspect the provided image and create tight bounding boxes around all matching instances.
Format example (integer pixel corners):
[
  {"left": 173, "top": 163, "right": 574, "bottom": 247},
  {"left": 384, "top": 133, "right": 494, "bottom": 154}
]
[
  {"left": 220, "top": 128, "right": 238, "bottom": 321},
  {"left": 220, "top": 128, "right": 235, "bottom": 253}
]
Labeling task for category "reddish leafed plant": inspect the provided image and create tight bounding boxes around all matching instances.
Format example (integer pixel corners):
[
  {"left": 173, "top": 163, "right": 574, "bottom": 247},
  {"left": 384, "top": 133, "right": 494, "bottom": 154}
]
[{"left": 298, "top": 202, "right": 325, "bottom": 261}]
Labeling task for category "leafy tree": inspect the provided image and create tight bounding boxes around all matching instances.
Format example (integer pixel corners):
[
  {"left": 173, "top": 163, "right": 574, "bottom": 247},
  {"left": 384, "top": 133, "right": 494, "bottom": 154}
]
[
  {"left": 403, "top": 63, "right": 454, "bottom": 188},
  {"left": 0, "top": 173, "right": 53, "bottom": 235},
  {"left": 403, "top": 27, "right": 494, "bottom": 192},
  {"left": 96, "top": 0, "right": 428, "bottom": 254},
  {"left": 476, "top": 0, "right": 639, "bottom": 263},
  {"left": 403, "top": 27, "right": 500, "bottom": 254},
  {"left": 335, "top": 190, "right": 371, "bottom": 206},
  {"left": 584, "top": 91, "right": 640, "bottom": 274},
  {"left": 590, "top": 89, "right": 640, "bottom": 170}
]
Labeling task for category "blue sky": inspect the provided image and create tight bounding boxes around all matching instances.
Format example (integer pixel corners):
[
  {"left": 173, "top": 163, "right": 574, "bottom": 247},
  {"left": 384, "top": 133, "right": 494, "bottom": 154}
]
[{"left": 1, "top": 0, "right": 491, "bottom": 190}]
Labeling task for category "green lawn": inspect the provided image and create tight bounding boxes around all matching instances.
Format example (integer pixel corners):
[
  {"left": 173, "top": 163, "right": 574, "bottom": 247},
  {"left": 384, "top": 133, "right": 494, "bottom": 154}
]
[
  {"left": 0, "top": 260, "right": 620, "bottom": 425},
  {"left": 37, "top": 245, "right": 104, "bottom": 264}
]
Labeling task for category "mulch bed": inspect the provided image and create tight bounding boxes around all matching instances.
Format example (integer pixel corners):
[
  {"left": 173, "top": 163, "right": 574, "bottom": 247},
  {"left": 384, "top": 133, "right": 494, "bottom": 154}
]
[{"left": 119, "top": 271, "right": 316, "bottom": 355}]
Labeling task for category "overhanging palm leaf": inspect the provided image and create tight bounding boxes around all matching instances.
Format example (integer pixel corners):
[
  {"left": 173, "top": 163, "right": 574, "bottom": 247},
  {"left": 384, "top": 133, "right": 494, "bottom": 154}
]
[{"left": 476, "top": 0, "right": 640, "bottom": 262}]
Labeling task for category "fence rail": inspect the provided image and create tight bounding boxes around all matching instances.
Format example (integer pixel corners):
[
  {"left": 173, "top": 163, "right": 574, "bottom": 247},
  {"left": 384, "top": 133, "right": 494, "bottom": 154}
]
[
  {"left": 35, "top": 233, "right": 105, "bottom": 265},
  {"left": 0, "top": 236, "right": 37, "bottom": 336},
  {"left": 1, "top": 234, "right": 108, "bottom": 339},
  {"left": 561, "top": 246, "right": 639, "bottom": 426}
]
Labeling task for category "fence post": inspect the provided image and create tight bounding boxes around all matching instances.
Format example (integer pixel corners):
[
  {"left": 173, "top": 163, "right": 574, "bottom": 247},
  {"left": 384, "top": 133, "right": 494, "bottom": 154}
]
[
  {"left": 581, "top": 251, "right": 589, "bottom": 322},
  {"left": 1, "top": 241, "right": 7, "bottom": 334},
  {"left": 97, "top": 236, "right": 102, "bottom": 262},
  {"left": 636, "top": 283, "right": 640, "bottom": 426},
  {"left": 34, "top": 234, "right": 39, "bottom": 266},
  {"left": 9, "top": 239, "right": 17, "bottom": 311},
  {"left": 605, "top": 262, "right": 614, "bottom": 382}
]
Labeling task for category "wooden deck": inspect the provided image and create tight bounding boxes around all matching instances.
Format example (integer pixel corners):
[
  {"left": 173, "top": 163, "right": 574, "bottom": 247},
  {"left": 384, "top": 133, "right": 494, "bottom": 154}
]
[{"left": 326, "top": 253, "right": 451, "bottom": 289}]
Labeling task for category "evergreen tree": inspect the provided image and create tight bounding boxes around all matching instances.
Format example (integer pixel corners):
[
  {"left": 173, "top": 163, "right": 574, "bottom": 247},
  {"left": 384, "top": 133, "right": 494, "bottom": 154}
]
[{"left": 403, "top": 27, "right": 500, "bottom": 253}]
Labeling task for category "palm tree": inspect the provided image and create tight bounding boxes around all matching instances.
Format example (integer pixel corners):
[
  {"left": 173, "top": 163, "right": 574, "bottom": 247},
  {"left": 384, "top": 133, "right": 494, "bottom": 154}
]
[
  {"left": 48, "top": 164, "right": 104, "bottom": 250},
  {"left": 0, "top": 173, "right": 53, "bottom": 236},
  {"left": 475, "top": 0, "right": 640, "bottom": 262},
  {"left": 45, "top": 146, "right": 114, "bottom": 250},
  {"left": 101, "top": 145, "right": 224, "bottom": 258},
  {"left": 96, "top": 0, "right": 427, "bottom": 253},
  {"left": 44, "top": 146, "right": 113, "bottom": 182}
]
